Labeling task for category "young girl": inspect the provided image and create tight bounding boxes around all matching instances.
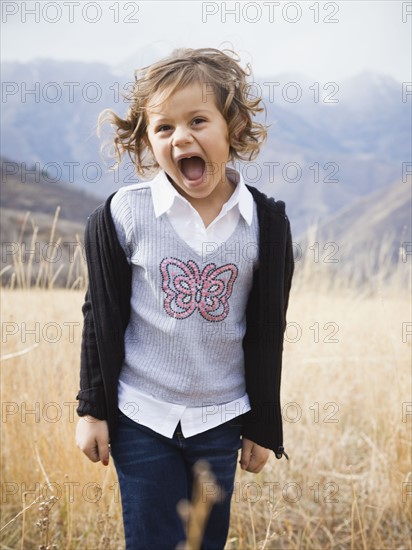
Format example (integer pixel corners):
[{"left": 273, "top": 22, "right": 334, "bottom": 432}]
[{"left": 76, "top": 47, "right": 294, "bottom": 550}]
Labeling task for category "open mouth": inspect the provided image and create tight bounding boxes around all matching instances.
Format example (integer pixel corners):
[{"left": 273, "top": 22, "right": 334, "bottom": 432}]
[{"left": 178, "top": 156, "right": 206, "bottom": 182}]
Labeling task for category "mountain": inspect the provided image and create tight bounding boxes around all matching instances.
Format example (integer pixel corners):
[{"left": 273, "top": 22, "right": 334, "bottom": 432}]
[
  {"left": 309, "top": 178, "right": 411, "bottom": 245},
  {"left": 258, "top": 71, "right": 410, "bottom": 162},
  {"left": 1, "top": 59, "right": 136, "bottom": 198},
  {"left": 0, "top": 158, "right": 102, "bottom": 224},
  {"left": 1, "top": 59, "right": 411, "bottom": 238},
  {"left": 295, "top": 178, "right": 412, "bottom": 278},
  {"left": 249, "top": 72, "right": 411, "bottom": 234}
]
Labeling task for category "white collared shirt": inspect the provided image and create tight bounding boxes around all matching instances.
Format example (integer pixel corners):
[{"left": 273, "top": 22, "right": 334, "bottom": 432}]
[
  {"left": 151, "top": 167, "right": 254, "bottom": 255},
  {"left": 118, "top": 167, "right": 254, "bottom": 438}
]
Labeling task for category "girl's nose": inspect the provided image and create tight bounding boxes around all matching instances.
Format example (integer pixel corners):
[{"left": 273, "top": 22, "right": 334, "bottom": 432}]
[{"left": 172, "top": 127, "right": 193, "bottom": 147}]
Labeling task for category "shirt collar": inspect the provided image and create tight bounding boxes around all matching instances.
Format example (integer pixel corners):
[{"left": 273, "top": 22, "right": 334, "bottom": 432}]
[{"left": 151, "top": 168, "right": 254, "bottom": 226}]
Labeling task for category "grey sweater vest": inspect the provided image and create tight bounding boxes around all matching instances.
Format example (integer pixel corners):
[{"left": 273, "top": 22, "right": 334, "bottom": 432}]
[{"left": 110, "top": 184, "right": 259, "bottom": 406}]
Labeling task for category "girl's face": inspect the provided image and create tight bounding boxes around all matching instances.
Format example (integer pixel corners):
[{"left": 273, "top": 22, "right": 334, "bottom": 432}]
[{"left": 146, "top": 82, "right": 232, "bottom": 203}]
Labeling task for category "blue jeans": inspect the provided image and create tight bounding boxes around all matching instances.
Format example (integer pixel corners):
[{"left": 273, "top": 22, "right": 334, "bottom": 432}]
[{"left": 110, "top": 410, "right": 242, "bottom": 550}]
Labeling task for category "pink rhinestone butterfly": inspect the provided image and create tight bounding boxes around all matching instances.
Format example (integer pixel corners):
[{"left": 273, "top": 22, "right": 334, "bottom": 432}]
[{"left": 160, "top": 258, "right": 238, "bottom": 322}]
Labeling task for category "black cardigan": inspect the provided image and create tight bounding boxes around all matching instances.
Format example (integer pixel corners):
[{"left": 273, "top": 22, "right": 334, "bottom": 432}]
[{"left": 76, "top": 185, "right": 294, "bottom": 458}]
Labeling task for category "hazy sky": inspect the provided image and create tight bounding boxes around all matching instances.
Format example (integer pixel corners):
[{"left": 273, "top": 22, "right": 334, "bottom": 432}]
[{"left": 1, "top": 1, "right": 411, "bottom": 81}]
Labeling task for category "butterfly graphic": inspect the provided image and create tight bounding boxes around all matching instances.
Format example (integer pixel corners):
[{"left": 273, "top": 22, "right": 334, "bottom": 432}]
[{"left": 160, "top": 258, "right": 238, "bottom": 322}]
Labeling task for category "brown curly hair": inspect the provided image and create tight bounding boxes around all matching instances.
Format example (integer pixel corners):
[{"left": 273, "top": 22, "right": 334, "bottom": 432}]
[{"left": 98, "top": 47, "right": 267, "bottom": 177}]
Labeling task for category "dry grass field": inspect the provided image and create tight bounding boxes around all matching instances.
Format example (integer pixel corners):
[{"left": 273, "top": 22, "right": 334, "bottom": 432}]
[{"left": 1, "top": 228, "right": 411, "bottom": 549}]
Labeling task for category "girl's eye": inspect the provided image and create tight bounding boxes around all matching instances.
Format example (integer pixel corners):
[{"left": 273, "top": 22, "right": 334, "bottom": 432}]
[
  {"left": 156, "top": 125, "right": 171, "bottom": 133},
  {"left": 192, "top": 118, "right": 205, "bottom": 126}
]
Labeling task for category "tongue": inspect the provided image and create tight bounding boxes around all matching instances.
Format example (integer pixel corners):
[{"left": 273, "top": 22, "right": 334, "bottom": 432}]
[{"left": 180, "top": 157, "right": 205, "bottom": 181}]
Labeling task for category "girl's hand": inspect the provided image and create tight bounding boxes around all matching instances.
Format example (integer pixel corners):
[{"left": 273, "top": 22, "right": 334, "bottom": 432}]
[
  {"left": 240, "top": 438, "right": 270, "bottom": 473},
  {"left": 76, "top": 416, "right": 110, "bottom": 466}
]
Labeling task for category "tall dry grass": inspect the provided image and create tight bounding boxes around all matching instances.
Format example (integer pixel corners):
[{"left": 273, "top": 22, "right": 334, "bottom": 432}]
[
  {"left": 1, "top": 216, "right": 411, "bottom": 549},
  {"left": 0, "top": 207, "right": 87, "bottom": 291}
]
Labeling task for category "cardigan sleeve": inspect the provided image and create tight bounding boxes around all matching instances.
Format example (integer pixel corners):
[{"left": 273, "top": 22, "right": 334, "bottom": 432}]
[
  {"left": 75, "top": 194, "right": 131, "bottom": 431},
  {"left": 76, "top": 286, "right": 108, "bottom": 420},
  {"left": 240, "top": 196, "right": 294, "bottom": 457}
]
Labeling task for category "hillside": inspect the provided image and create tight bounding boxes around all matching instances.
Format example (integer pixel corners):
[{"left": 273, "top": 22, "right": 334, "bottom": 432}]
[
  {"left": 313, "top": 179, "right": 410, "bottom": 245},
  {"left": 1, "top": 158, "right": 102, "bottom": 223},
  {"left": 295, "top": 179, "right": 411, "bottom": 280},
  {"left": 1, "top": 158, "right": 102, "bottom": 287}
]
